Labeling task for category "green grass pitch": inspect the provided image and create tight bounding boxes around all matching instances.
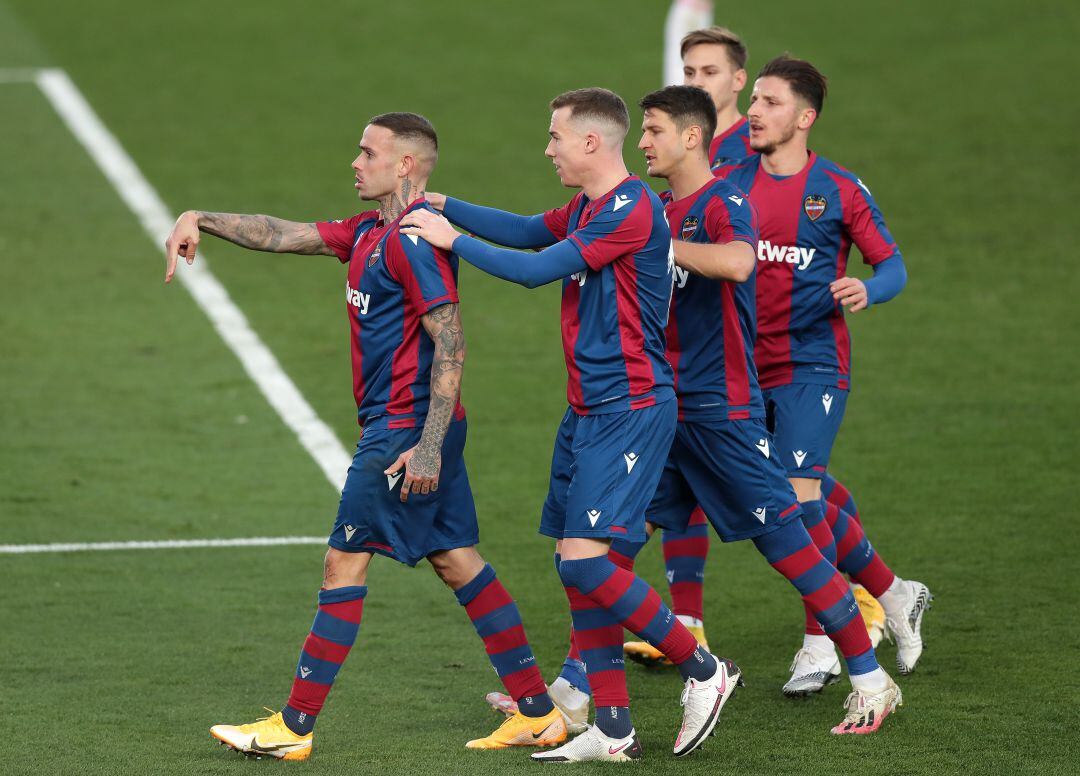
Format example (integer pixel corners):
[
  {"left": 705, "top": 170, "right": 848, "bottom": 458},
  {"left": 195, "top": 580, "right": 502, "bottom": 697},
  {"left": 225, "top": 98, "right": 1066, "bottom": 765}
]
[{"left": 1, "top": 1, "right": 1077, "bottom": 773}]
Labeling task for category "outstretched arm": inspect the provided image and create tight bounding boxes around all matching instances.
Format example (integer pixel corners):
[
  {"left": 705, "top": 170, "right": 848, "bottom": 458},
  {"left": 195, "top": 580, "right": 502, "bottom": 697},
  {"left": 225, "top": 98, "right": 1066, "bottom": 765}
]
[
  {"left": 384, "top": 302, "right": 466, "bottom": 502},
  {"left": 164, "top": 210, "right": 334, "bottom": 282},
  {"left": 439, "top": 197, "right": 556, "bottom": 249},
  {"left": 400, "top": 209, "right": 587, "bottom": 289}
]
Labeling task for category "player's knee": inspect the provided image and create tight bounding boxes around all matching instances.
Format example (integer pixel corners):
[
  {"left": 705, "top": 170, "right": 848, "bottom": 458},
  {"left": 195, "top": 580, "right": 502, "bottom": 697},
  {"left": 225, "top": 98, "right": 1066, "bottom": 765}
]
[
  {"left": 323, "top": 548, "right": 370, "bottom": 589},
  {"left": 790, "top": 477, "right": 822, "bottom": 503},
  {"left": 428, "top": 546, "right": 485, "bottom": 589}
]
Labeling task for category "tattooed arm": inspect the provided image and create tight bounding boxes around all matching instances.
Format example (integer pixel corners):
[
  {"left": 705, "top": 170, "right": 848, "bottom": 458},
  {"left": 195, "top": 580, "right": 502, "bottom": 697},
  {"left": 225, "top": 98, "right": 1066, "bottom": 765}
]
[
  {"left": 384, "top": 302, "right": 466, "bottom": 502},
  {"left": 164, "top": 210, "right": 334, "bottom": 282}
]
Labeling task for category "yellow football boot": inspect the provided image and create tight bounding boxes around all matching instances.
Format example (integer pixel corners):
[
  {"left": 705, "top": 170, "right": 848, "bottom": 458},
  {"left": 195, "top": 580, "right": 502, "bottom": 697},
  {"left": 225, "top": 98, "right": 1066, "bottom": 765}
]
[
  {"left": 210, "top": 709, "right": 312, "bottom": 761},
  {"left": 465, "top": 707, "right": 567, "bottom": 749},
  {"left": 852, "top": 584, "right": 887, "bottom": 648},
  {"left": 624, "top": 624, "right": 709, "bottom": 667}
]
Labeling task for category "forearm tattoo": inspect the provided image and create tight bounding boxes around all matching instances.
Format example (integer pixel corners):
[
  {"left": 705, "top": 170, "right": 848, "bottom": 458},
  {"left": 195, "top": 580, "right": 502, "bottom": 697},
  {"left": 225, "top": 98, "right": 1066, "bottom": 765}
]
[
  {"left": 413, "top": 303, "right": 465, "bottom": 473},
  {"left": 197, "top": 212, "right": 333, "bottom": 255}
]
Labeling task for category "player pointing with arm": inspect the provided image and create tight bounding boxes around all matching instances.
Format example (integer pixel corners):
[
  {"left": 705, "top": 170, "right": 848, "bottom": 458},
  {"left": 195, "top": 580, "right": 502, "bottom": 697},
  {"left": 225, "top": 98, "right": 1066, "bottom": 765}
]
[
  {"left": 403, "top": 88, "right": 739, "bottom": 762},
  {"left": 165, "top": 112, "right": 567, "bottom": 760}
]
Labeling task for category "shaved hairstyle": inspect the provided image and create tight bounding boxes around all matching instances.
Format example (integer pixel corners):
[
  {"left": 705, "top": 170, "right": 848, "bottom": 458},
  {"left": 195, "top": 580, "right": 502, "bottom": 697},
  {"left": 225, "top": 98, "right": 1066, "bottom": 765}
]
[
  {"left": 368, "top": 111, "right": 439, "bottom": 169},
  {"left": 550, "top": 87, "right": 630, "bottom": 143}
]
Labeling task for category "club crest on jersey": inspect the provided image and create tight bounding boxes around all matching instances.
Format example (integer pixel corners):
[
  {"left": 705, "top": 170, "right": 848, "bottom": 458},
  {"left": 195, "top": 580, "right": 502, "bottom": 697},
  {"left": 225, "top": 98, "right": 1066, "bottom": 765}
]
[
  {"left": 680, "top": 216, "right": 699, "bottom": 240},
  {"left": 803, "top": 195, "right": 827, "bottom": 221},
  {"left": 367, "top": 243, "right": 383, "bottom": 267}
]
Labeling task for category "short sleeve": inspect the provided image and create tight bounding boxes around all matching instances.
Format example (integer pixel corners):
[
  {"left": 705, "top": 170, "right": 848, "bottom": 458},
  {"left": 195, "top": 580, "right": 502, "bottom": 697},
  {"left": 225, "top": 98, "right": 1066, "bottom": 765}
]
[
  {"left": 704, "top": 188, "right": 757, "bottom": 246},
  {"left": 542, "top": 193, "right": 583, "bottom": 241},
  {"left": 565, "top": 193, "right": 652, "bottom": 271},
  {"left": 316, "top": 212, "right": 379, "bottom": 263},
  {"left": 386, "top": 231, "right": 459, "bottom": 315},
  {"left": 843, "top": 178, "right": 899, "bottom": 266}
]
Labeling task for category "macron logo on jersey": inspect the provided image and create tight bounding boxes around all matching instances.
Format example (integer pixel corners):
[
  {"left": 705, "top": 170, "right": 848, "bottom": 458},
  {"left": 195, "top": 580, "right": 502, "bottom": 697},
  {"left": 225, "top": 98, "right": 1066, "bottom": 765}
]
[
  {"left": 757, "top": 240, "right": 816, "bottom": 271},
  {"left": 613, "top": 194, "right": 632, "bottom": 212},
  {"left": 346, "top": 281, "right": 371, "bottom": 315}
]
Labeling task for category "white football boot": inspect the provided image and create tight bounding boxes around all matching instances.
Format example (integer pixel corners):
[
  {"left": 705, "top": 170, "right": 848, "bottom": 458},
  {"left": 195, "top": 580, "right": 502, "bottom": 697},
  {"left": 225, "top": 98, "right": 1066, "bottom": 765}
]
[
  {"left": 530, "top": 725, "right": 642, "bottom": 763},
  {"left": 547, "top": 676, "right": 590, "bottom": 734},
  {"left": 783, "top": 644, "right": 843, "bottom": 697},
  {"left": 484, "top": 676, "right": 590, "bottom": 735},
  {"left": 831, "top": 673, "right": 903, "bottom": 735},
  {"left": 673, "top": 656, "right": 742, "bottom": 757},
  {"left": 880, "top": 579, "right": 933, "bottom": 675}
]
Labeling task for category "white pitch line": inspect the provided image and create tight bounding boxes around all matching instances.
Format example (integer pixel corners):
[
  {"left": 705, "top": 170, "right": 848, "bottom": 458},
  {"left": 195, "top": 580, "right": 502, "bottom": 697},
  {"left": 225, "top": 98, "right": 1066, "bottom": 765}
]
[
  {"left": 32, "top": 68, "right": 350, "bottom": 492},
  {"left": 0, "top": 537, "right": 327, "bottom": 555}
]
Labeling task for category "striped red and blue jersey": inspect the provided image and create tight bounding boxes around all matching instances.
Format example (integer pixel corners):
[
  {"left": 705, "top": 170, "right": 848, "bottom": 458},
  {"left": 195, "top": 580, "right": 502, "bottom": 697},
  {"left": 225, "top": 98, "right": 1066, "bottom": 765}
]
[
  {"left": 316, "top": 199, "right": 465, "bottom": 428},
  {"left": 709, "top": 117, "right": 753, "bottom": 171},
  {"left": 719, "top": 152, "right": 901, "bottom": 390},
  {"left": 542, "top": 176, "right": 675, "bottom": 415},
  {"left": 663, "top": 177, "right": 762, "bottom": 421}
]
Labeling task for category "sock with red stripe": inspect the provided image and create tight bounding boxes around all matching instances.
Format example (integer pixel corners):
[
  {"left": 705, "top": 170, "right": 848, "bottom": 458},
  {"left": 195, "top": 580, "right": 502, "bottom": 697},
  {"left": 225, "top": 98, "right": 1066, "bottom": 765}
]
[
  {"left": 607, "top": 537, "right": 643, "bottom": 571},
  {"left": 559, "top": 556, "right": 716, "bottom": 683},
  {"left": 824, "top": 501, "right": 896, "bottom": 597},
  {"left": 800, "top": 499, "right": 837, "bottom": 637},
  {"left": 822, "top": 473, "right": 861, "bottom": 525},
  {"left": 553, "top": 553, "right": 591, "bottom": 694},
  {"left": 660, "top": 507, "right": 710, "bottom": 623},
  {"left": 282, "top": 585, "right": 366, "bottom": 735},
  {"left": 455, "top": 564, "right": 553, "bottom": 718},
  {"left": 752, "top": 520, "right": 879, "bottom": 677},
  {"left": 563, "top": 558, "right": 629, "bottom": 735}
]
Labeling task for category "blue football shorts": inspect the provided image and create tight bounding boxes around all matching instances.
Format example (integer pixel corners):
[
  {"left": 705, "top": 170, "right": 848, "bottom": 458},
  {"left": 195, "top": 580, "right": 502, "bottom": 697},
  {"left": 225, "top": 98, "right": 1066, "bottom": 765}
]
[
  {"left": 539, "top": 399, "right": 677, "bottom": 544},
  {"left": 762, "top": 383, "right": 849, "bottom": 478},
  {"left": 647, "top": 418, "right": 803, "bottom": 542},
  {"left": 328, "top": 418, "right": 479, "bottom": 566}
]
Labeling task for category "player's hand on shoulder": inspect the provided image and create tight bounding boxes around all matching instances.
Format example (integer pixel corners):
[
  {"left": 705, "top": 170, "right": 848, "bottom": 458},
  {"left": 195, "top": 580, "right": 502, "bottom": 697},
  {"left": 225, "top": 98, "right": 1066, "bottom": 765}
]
[
  {"left": 385, "top": 443, "right": 441, "bottom": 503},
  {"left": 400, "top": 209, "right": 460, "bottom": 251},
  {"left": 422, "top": 192, "right": 447, "bottom": 211},
  {"left": 164, "top": 210, "right": 200, "bottom": 283},
  {"left": 830, "top": 276, "right": 868, "bottom": 313}
]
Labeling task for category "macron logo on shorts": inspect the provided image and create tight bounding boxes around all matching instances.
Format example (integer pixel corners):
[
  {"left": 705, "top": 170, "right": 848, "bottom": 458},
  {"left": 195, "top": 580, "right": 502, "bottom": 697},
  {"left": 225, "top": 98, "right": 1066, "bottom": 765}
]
[
  {"left": 344, "top": 525, "right": 357, "bottom": 542},
  {"left": 586, "top": 509, "right": 602, "bottom": 527},
  {"left": 755, "top": 438, "right": 770, "bottom": 458},
  {"left": 822, "top": 392, "right": 833, "bottom": 415},
  {"left": 793, "top": 450, "right": 808, "bottom": 468},
  {"left": 386, "top": 471, "right": 403, "bottom": 490},
  {"left": 752, "top": 507, "right": 767, "bottom": 524},
  {"left": 624, "top": 452, "right": 639, "bottom": 473}
]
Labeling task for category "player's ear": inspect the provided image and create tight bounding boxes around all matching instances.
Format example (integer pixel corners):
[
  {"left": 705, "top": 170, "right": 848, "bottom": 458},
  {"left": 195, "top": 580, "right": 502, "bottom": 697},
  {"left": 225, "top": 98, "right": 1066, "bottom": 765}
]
[
  {"left": 733, "top": 68, "right": 747, "bottom": 93},
  {"left": 798, "top": 108, "right": 818, "bottom": 131},
  {"left": 685, "top": 124, "right": 702, "bottom": 151},
  {"left": 583, "top": 129, "right": 601, "bottom": 154},
  {"left": 398, "top": 154, "right": 415, "bottom": 179}
]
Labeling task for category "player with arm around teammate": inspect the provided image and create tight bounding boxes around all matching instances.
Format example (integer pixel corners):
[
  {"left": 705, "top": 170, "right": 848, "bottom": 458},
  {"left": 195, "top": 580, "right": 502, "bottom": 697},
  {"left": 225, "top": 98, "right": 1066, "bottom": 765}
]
[
  {"left": 164, "top": 112, "right": 566, "bottom": 759},
  {"left": 402, "top": 88, "right": 740, "bottom": 762}
]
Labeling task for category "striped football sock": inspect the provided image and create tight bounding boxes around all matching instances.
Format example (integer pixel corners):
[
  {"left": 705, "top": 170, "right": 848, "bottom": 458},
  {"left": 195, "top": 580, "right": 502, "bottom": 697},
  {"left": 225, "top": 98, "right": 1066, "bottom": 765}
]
[
  {"left": 455, "top": 564, "right": 553, "bottom": 717},
  {"left": 282, "top": 585, "right": 366, "bottom": 735},
  {"left": 661, "top": 507, "right": 710, "bottom": 623},
  {"left": 753, "top": 519, "right": 879, "bottom": 677}
]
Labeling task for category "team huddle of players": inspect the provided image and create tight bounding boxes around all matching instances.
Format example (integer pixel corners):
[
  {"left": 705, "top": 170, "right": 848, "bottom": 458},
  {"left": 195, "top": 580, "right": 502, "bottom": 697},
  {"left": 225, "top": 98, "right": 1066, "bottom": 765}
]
[{"left": 166, "top": 24, "right": 931, "bottom": 765}]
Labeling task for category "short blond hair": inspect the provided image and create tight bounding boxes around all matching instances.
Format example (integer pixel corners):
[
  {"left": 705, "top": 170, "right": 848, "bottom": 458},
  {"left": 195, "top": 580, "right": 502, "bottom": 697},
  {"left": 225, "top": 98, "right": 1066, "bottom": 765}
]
[{"left": 680, "top": 26, "right": 748, "bottom": 70}]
